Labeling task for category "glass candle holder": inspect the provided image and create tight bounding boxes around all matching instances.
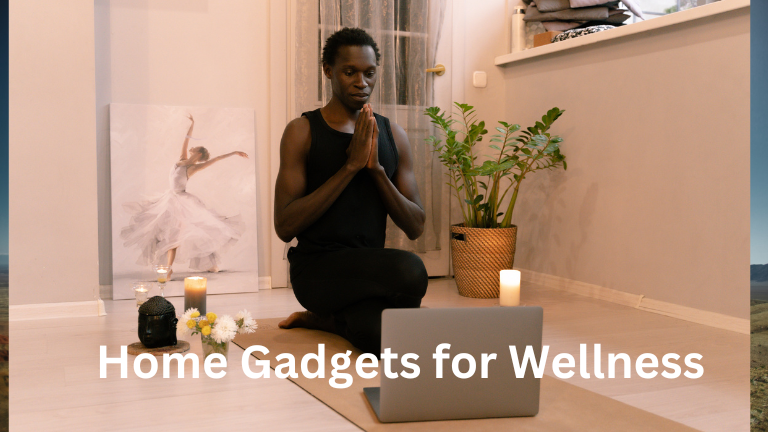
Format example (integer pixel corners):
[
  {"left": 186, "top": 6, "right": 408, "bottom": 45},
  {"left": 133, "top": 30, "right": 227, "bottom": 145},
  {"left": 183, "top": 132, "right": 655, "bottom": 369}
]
[
  {"left": 133, "top": 283, "right": 150, "bottom": 309},
  {"left": 154, "top": 265, "right": 169, "bottom": 297}
]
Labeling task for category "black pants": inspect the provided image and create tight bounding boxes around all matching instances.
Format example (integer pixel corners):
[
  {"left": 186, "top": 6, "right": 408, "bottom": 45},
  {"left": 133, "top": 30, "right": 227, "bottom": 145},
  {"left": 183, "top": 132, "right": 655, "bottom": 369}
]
[{"left": 288, "top": 247, "right": 428, "bottom": 355}]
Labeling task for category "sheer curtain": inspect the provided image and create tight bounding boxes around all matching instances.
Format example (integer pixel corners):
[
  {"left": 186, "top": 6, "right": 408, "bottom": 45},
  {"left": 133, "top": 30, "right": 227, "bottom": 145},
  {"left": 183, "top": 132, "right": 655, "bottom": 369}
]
[{"left": 294, "top": 0, "right": 447, "bottom": 253}]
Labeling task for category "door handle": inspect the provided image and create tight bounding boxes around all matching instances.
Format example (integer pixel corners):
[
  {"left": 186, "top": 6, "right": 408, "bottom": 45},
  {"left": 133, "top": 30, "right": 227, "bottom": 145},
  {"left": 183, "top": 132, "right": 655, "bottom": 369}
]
[{"left": 425, "top": 64, "right": 446, "bottom": 76}]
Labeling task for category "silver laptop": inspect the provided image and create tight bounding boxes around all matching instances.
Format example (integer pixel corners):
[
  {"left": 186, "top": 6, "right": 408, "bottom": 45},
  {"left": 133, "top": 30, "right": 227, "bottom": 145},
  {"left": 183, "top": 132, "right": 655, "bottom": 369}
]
[{"left": 364, "top": 306, "right": 543, "bottom": 423}]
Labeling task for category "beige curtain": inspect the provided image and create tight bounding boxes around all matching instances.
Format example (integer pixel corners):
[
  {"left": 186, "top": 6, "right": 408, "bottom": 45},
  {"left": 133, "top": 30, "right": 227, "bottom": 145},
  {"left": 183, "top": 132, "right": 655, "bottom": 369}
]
[{"left": 294, "top": 0, "right": 447, "bottom": 253}]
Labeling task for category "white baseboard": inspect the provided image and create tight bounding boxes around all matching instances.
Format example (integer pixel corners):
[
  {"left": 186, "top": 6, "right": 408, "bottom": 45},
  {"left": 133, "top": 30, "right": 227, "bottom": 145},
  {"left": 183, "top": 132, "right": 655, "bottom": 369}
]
[
  {"left": 520, "top": 269, "right": 643, "bottom": 308},
  {"left": 259, "top": 276, "right": 272, "bottom": 290},
  {"left": 518, "top": 268, "right": 749, "bottom": 335},
  {"left": 637, "top": 298, "right": 748, "bottom": 335},
  {"left": 10, "top": 299, "right": 108, "bottom": 321},
  {"left": 13, "top": 278, "right": 272, "bottom": 321}
]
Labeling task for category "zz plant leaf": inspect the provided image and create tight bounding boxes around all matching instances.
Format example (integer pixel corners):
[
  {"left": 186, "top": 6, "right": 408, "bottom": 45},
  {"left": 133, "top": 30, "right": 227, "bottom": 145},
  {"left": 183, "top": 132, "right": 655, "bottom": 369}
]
[{"left": 425, "top": 103, "right": 567, "bottom": 228}]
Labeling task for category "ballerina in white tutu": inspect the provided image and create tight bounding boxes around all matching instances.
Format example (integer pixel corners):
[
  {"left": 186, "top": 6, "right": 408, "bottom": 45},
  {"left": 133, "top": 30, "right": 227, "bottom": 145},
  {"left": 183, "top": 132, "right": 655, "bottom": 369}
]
[{"left": 121, "top": 114, "right": 249, "bottom": 280}]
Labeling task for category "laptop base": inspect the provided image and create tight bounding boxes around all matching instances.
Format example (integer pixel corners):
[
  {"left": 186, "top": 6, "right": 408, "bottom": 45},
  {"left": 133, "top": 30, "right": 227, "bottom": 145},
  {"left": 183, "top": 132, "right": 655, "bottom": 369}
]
[{"left": 363, "top": 387, "right": 382, "bottom": 420}]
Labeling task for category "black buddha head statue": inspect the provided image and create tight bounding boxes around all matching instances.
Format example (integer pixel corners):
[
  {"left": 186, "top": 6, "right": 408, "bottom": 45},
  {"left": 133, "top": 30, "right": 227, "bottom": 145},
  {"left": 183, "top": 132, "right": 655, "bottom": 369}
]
[{"left": 138, "top": 296, "right": 178, "bottom": 348}]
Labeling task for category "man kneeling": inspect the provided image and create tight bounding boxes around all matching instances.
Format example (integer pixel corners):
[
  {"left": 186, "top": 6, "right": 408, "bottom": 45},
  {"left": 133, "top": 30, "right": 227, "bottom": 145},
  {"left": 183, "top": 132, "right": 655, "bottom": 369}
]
[{"left": 274, "top": 28, "right": 428, "bottom": 355}]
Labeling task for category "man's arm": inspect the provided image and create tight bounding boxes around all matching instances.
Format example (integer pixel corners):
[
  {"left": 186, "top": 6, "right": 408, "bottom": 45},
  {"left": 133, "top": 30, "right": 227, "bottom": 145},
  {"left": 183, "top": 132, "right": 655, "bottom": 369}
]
[
  {"left": 274, "top": 112, "right": 375, "bottom": 243},
  {"left": 367, "top": 121, "right": 426, "bottom": 240}
]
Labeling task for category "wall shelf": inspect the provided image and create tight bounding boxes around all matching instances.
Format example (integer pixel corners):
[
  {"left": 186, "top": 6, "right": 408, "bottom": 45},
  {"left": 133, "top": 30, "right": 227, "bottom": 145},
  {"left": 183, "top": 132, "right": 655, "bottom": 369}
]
[{"left": 494, "top": 0, "right": 749, "bottom": 67}]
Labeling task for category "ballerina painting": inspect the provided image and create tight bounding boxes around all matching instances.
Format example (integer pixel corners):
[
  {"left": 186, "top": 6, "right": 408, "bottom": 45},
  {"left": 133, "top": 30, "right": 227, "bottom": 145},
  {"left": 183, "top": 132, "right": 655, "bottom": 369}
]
[
  {"left": 120, "top": 114, "right": 248, "bottom": 281},
  {"left": 110, "top": 104, "right": 259, "bottom": 300}
]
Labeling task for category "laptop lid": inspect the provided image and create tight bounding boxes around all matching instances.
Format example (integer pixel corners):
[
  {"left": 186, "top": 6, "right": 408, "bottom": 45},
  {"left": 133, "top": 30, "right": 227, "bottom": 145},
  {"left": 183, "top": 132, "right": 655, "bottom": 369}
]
[{"left": 376, "top": 306, "right": 543, "bottom": 423}]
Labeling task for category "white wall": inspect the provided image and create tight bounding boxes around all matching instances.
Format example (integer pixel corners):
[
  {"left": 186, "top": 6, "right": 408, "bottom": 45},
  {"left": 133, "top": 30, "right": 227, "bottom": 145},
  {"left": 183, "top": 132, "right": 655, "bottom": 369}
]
[
  {"left": 457, "top": 0, "right": 509, "bottom": 134},
  {"left": 96, "top": 0, "right": 279, "bottom": 287},
  {"left": 9, "top": 0, "right": 100, "bottom": 305},
  {"left": 499, "top": 9, "right": 750, "bottom": 318}
]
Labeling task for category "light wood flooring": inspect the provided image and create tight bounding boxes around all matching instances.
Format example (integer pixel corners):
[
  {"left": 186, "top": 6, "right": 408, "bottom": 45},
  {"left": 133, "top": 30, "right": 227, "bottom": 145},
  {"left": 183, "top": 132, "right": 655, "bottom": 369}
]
[{"left": 10, "top": 278, "right": 747, "bottom": 431}]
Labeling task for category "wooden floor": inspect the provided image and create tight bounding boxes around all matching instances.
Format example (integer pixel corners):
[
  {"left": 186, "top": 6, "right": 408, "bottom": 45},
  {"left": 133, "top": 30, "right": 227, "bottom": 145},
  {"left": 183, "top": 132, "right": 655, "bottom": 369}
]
[{"left": 10, "top": 279, "right": 747, "bottom": 431}]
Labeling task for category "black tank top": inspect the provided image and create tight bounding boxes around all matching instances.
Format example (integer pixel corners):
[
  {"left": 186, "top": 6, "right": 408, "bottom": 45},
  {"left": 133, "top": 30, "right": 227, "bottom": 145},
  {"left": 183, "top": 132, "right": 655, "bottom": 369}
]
[{"left": 294, "top": 108, "right": 399, "bottom": 254}]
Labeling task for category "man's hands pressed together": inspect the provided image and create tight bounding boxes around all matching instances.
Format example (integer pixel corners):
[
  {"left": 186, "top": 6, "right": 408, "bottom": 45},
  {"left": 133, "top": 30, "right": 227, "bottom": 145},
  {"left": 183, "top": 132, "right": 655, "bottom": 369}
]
[
  {"left": 346, "top": 104, "right": 378, "bottom": 172},
  {"left": 366, "top": 109, "right": 381, "bottom": 172}
]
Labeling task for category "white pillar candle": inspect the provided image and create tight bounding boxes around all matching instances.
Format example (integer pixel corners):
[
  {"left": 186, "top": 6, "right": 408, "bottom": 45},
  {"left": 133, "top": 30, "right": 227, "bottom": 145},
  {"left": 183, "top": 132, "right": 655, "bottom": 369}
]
[
  {"left": 499, "top": 270, "right": 521, "bottom": 306},
  {"left": 184, "top": 277, "right": 207, "bottom": 315}
]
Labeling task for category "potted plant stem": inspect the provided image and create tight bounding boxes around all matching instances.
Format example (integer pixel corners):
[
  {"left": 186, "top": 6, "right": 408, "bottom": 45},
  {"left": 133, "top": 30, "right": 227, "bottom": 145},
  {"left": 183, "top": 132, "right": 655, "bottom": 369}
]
[{"left": 425, "top": 103, "right": 566, "bottom": 298}]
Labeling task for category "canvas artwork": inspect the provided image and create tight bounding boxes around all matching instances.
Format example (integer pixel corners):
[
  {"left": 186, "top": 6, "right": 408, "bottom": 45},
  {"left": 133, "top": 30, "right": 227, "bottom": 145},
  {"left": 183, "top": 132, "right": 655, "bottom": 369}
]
[{"left": 110, "top": 103, "right": 258, "bottom": 300}]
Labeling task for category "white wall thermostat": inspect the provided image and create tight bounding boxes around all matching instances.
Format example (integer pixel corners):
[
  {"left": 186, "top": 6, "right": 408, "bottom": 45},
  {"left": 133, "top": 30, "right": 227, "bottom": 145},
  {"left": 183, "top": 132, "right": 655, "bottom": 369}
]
[{"left": 472, "top": 71, "right": 487, "bottom": 88}]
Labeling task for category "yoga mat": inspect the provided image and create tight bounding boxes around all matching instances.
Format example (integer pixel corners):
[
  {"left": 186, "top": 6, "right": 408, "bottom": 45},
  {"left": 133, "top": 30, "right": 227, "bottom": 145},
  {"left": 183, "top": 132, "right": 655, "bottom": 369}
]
[{"left": 233, "top": 318, "right": 697, "bottom": 432}]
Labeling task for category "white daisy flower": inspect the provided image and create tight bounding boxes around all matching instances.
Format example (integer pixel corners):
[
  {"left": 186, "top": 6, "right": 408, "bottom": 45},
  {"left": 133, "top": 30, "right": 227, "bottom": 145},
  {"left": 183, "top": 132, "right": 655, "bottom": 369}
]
[
  {"left": 235, "top": 309, "right": 251, "bottom": 322},
  {"left": 235, "top": 309, "right": 258, "bottom": 334},
  {"left": 176, "top": 307, "right": 198, "bottom": 338},
  {"left": 211, "top": 315, "right": 238, "bottom": 344}
]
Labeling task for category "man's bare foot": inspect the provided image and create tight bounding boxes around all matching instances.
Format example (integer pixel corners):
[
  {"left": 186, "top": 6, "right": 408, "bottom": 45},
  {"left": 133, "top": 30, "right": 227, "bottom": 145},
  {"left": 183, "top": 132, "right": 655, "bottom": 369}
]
[
  {"left": 208, "top": 266, "right": 219, "bottom": 273},
  {"left": 278, "top": 311, "right": 337, "bottom": 333}
]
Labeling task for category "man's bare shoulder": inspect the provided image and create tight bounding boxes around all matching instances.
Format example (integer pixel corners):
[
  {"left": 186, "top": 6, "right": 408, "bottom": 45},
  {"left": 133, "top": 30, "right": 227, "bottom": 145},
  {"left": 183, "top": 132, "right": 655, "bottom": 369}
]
[
  {"left": 281, "top": 116, "right": 312, "bottom": 153},
  {"left": 389, "top": 120, "right": 406, "bottom": 138},
  {"left": 283, "top": 116, "right": 311, "bottom": 138},
  {"left": 285, "top": 116, "right": 310, "bottom": 132},
  {"left": 388, "top": 120, "right": 410, "bottom": 153}
]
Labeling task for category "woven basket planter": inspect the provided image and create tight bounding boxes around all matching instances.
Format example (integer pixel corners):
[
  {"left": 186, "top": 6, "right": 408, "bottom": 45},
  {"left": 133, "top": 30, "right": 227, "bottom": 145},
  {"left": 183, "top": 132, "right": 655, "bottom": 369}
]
[{"left": 450, "top": 223, "right": 517, "bottom": 298}]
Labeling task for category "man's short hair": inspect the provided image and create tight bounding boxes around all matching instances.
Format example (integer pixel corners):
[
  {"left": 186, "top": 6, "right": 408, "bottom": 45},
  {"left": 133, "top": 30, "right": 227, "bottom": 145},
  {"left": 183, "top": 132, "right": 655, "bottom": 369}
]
[{"left": 321, "top": 27, "right": 381, "bottom": 66}]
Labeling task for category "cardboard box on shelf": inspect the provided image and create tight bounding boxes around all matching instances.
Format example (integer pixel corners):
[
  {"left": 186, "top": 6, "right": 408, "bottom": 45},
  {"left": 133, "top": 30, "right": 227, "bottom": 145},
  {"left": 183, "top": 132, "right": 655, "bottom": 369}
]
[{"left": 534, "top": 31, "right": 562, "bottom": 47}]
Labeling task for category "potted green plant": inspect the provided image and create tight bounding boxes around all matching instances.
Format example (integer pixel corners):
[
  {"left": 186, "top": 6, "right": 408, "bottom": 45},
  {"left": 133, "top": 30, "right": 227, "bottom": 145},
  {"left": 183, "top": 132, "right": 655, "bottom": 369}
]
[{"left": 425, "top": 103, "right": 566, "bottom": 298}]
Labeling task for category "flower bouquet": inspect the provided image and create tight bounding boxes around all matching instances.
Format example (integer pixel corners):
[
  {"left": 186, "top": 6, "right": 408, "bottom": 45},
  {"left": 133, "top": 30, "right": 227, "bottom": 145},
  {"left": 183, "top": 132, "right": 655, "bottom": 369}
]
[{"left": 177, "top": 308, "right": 258, "bottom": 359}]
